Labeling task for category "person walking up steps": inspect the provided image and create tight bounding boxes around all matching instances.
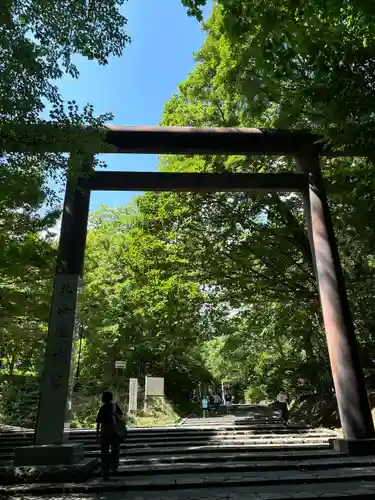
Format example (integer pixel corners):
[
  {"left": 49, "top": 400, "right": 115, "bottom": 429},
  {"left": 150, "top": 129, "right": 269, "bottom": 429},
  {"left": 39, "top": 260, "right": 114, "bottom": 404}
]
[
  {"left": 277, "top": 390, "right": 289, "bottom": 425},
  {"left": 96, "top": 391, "right": 127, "bottom": 480},
  {"left": 201, "top": 395, "right": 208, "bottom": 418}
]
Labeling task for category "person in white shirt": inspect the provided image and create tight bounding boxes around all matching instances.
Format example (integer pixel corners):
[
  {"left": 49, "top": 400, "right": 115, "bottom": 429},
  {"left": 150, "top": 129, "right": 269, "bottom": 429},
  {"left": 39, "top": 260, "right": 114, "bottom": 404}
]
[
  {"left": 276, "top": 391, "right": 289, "bottom": 424},
  {"left": 201, "top": 396, "right": 208, "bottom": 418}
]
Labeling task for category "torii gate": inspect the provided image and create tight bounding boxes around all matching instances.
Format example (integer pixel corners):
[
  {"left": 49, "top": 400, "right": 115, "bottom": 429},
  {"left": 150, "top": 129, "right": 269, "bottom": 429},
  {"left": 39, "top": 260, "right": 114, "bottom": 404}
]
[{"left": 5, "top": 125, "right": 374, "bottom": 465}]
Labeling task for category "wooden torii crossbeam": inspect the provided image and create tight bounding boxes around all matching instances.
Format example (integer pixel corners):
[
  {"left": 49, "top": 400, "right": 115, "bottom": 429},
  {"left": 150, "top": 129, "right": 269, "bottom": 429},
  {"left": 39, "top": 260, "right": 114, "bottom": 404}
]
[{"left": 1, "top": 124, "right": 364, "bottom": 155}]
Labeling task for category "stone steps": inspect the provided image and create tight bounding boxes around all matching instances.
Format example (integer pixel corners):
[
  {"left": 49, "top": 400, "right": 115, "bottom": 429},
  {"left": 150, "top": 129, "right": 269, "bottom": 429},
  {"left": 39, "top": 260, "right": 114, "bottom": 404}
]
[
  {"left": 93, "top": 448, "right": 341, "bottom": 465},
  {"left": 2, "top": 448, "right": 340, "bottom": 467},
  {"left": 4, "top": 481, "right": 375, "bottom": 499},
  {"left": 0, "top": 442, "right": 332, "bottom": 464},
  {"left": 91, "top": 454, "right": 375, "bottom": 477},
  {"left": 0, "top": 436, "right": 333, "bottom": 453},
  {"left": 1, "top": 405, "right": 374, "bottom": 499},
  {"left": 0, "top": 409, "right": 336, "bottom": 492},
  {"left": 0, "top": 420, "right": 336, "bottom": 463},
  {"left": 109, "top": 466, "right": 375, "bottom": 490},
  {"left": 0, "top": 422, "right": 315, "bottom": 439},
  {"left": 91, "top": 436, "right": 332, "bottom": 449},
  {"left": 0, "top": 424, "right": 314, "bottom": 440},
  {"left": 0, "top": 432, "right": 333, "bottom": 451},
  {"left": 4, "top": 464, "right": 375, "bottom": 495},
  {"left": 83, "top": 443, "right": 332, "bottom": 460},
  {"left": 0, "top": 427, "right": 336, "bottom": 442},
  {"left": 0, "top": 428, "right": 334, "bottom": 442},
  {"left": 93, "top": 432, "right": 332, "bottom": 444},
  {"left": 184, "top": 419, "right": 284, "bottom": 426}
]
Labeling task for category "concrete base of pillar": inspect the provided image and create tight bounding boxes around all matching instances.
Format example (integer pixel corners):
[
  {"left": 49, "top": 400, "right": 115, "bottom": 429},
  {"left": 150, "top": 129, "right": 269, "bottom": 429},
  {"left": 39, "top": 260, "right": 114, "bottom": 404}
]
[
  {"left": 330, "top": 438, "right": 375, "bottom": 455},
  {"left": 14, "top": 443, "right": 84, "bottom": 466}
]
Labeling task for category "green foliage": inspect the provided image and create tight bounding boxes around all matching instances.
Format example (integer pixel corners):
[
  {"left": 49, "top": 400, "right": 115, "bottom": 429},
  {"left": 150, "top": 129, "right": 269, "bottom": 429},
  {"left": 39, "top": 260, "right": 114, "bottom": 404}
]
[
  {"left": 184, "top": 0, "right": 375, "bottom": 150},
  {"left": 70, "top": 393, "right": 101, "bottom": 429},
  {"left": 0, "top": 376, "right": 40, "bottom": 428},
  {"left": 130, "top": 399, "right": 180, "bottom": 428},
  {"left": 0, "top": 0, "right": 130, "bottom": 392},
  {"left": 1, "top": 0, "right": 130, "bottom": 216},
  {"left": 70, "top": 394, "right": 180, "bottom": 429},
  {"left": 78, "top": 204, "right": 213, "bottom": 407},
  {"left": 244, "top": 386, "right": 267, "bottom": 404},
  {"left": 149, "top": 2, "right": 375, "bottom": 410},
  {"left": 1, "top": 0, "right": 129, "bottom": 121},
  {"left": 181, "top": 0, "right": 208, "bottom": 21}
]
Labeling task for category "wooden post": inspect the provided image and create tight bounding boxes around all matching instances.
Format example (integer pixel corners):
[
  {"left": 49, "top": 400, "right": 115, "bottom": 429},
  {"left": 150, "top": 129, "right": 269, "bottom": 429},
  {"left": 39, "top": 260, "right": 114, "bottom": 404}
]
[{"left": 297, "top": 152, "right": 374, "bottom": 441}]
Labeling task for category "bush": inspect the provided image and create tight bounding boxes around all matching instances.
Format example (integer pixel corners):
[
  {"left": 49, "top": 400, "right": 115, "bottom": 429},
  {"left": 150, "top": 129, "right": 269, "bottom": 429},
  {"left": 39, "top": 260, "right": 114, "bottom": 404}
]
[
  {"left": 0, "top": 377, "right": 184, "bottom": 430},
  {"left": 70, "top": 393, "right": 100, "bottom": 429},
  {"left": 130, "top": 397, "right": 180, "bottom": 427},
  {"left": 0, "top": 376, "right": 40, "bottom": 429},
  {"left": 244, "top": 385, "right": 268, "bottom": 404}
]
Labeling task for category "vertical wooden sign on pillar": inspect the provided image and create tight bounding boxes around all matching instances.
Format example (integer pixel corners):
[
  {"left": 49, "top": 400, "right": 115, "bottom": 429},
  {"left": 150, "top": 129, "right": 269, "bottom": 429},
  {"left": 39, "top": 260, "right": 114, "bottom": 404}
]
[
  {"left": 65, "top": 315, "right": 82, "bottom": 436},
  {"left": 297, "top": 152, "right": 374, "bottom": 441},
  {"left": 35, "top": 275, "right": 80, "bottom": 444},
  {"left": 35, "top": 156, "right": 92, "bottom": 446}
]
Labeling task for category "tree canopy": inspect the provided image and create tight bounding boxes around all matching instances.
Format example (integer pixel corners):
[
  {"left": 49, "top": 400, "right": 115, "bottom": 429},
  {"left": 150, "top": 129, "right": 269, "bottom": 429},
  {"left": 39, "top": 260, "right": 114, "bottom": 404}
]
[
  {"left": 0, "top": 0, "right": 129, "bottom": 379},
  {"left": 183, "top": 0, "right": 375, "bottom": 150}
]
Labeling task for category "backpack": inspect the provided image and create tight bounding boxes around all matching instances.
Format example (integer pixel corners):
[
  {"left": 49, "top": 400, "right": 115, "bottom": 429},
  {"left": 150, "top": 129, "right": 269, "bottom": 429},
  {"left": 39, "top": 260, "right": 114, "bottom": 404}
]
[{"left": 112, "top": 402, "right": 127, "bottom": 442}]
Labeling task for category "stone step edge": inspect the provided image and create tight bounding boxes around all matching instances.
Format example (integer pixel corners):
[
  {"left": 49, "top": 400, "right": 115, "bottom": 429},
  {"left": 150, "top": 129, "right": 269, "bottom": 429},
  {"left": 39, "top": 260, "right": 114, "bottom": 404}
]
[
  {"left": 0, "top": 421, "right": 311, "bottom": 430},
  {"left": 3, "top": 468, "right": 375, "bottom": 494},
  {"left": 0, "top": 436, "right": 337, "bottom": 449},
  {"left": 100, "top": 449, "right": 342, "bottom": 463},
  {"left": 95, "top": 439, "right": 333, "bottom": 448},
  {"left": 94, "top": 443, "right": 331, "bottom": 456},
  {"left": 0, "top": 443, "right": 331, "bottom": 461},
  {"left": 0, "top": 425, "right": 335, "bottom": 441},
  {"left": 90, "top": 456, "right": 375, "bottom": 476},
  {"left": 0, "top": 435, "right": 335, "bottom": 448},
  {"left": 0, "top": 442, "right": 335, "bottom": 458},
  {"left": 0, "top": 431, "right": 335, "bottom": 444},
  {"left": 0, "top": 444, "right": 331, "bottom": 462},
  {"left": 0, "top": 431, "right": 323, "bottom": 442},
  {"left": 0, "top": 449, "right": 340, "bottom": 466},
  {"left": 0, "top": 438, "right": 335, "bottom": 453},
  {"left": 83, "top": 435, "right": 334, "bottom": 443},
  {"left": 0, "top": 425, "right": 315, "bottom": 437},
  {"left": 0, "top": 429, "right": 337, "bottom": 438},
  {"left": 0, "top": 439, "right": 335, "bottom": 452}
]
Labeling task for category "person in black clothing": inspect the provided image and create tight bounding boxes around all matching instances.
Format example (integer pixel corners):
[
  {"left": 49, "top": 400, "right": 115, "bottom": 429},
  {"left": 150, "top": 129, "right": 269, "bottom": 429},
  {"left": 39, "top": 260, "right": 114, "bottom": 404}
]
[{"left": 96, "top": 391, "right": 124, "bottom": 480}]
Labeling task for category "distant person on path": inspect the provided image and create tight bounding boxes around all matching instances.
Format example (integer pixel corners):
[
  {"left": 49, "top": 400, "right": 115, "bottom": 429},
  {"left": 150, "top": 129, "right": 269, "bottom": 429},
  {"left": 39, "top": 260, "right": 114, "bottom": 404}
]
[
  {"left": 224, "top": 393, "right": 232, "bottom": 405},
  {"left": 201, "top": 395, "right": 208, "bottom": 418},
  {"left": 212, "top": 393, "right": 221, "bottom": 413},
  {"left": 209, "top": 394, "right": 214, "bottom": 408},
  {"left": 96, "top": 391, "right": 126, "bottom": 480},
  {"left": 224, "top": 392, "right": 232, "bottom": 413},
  {"left": 277, "top": 390, "right": 289, "bottom": 424}
]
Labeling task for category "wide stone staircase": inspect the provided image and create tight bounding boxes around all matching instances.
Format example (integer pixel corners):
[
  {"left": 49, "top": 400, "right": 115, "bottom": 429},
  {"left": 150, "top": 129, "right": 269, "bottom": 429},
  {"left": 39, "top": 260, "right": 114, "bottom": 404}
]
[{"left": 2, "top": 405, "right": 375, "bottom": 499}]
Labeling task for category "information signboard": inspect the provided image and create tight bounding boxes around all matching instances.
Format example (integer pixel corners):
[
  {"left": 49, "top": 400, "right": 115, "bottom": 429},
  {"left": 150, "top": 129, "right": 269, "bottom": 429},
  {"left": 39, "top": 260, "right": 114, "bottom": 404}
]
[{"left": 145, "top": 376, "right": 164, "bottom": 396}]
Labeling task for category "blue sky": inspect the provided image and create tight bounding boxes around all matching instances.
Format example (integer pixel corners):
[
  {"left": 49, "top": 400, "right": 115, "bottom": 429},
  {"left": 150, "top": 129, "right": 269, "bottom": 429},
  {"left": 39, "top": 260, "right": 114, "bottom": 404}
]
[{"left": 58, "top": 0, "right": 210, "bottom": 212}]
